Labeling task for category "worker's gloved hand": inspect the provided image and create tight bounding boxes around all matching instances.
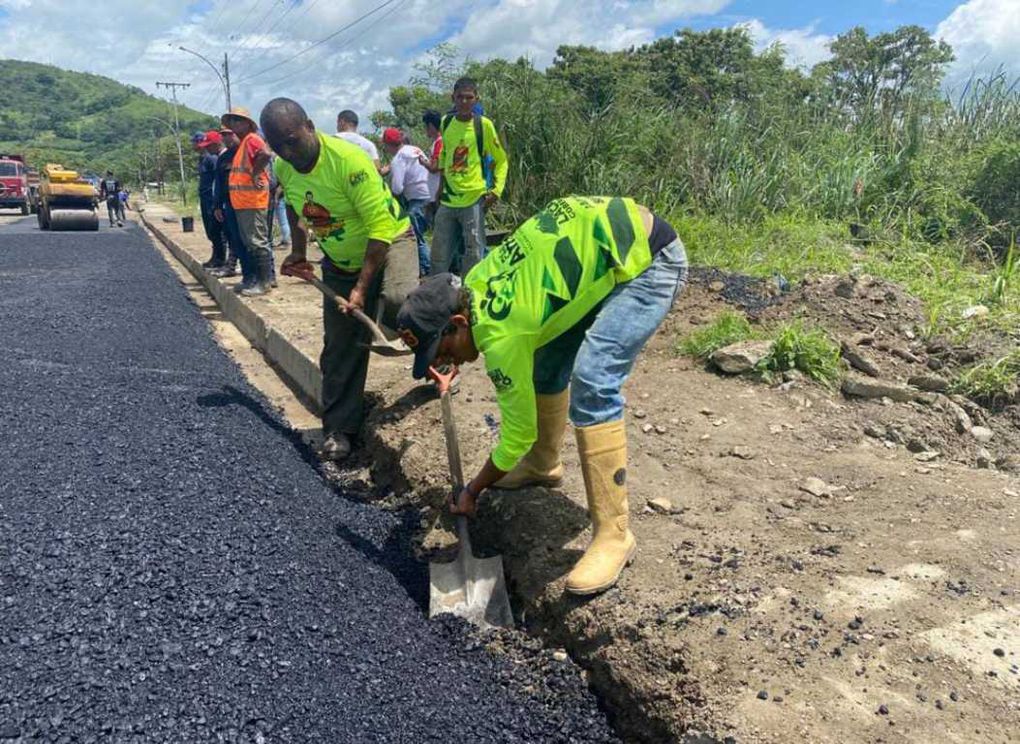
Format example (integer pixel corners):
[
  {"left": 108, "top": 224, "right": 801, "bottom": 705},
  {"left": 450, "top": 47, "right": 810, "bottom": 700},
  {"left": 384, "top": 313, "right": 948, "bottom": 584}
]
[
  {"left": 280, "top": 256, "right": 315, "bottom": 282},
  {"left": 428, "top": 365, "right": 459, "bottom": 395},
  {"left": 449, "top": 486, "right": 478, "bottom": 517},
  {"left": 483, "top": 192, "right": 498, "bottom": 210}
]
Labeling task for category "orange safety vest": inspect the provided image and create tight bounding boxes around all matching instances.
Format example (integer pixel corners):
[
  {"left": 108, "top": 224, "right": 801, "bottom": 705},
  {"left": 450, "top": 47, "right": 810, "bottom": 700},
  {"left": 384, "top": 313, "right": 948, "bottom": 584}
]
[{"left": 228, "top": 134, "right": 270, "bottom": 210}]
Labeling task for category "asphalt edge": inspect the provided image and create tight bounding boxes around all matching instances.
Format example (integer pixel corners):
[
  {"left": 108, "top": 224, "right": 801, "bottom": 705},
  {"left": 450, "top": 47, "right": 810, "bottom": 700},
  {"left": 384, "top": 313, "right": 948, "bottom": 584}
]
[
  {"left": 139, "top": 210, "right": 323, "bottom": 411},
  {"left": 135, "top": 207, "right": 680, "bottom": 744}
]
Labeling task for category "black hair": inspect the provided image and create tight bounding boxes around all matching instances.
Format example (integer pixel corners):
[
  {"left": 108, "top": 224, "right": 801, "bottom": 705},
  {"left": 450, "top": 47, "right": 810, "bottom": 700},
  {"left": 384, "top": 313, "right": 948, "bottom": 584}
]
[
  {"left": 422, "top": 109, "right": 442, "bottom": 129},
  {"left": 337, "top": 109, "right": 359, "bottom": 126},
  {"left": 261, "top": 98, "right": 309, "bottom": 134},
  {"left": 452, "top": 77, "right": 478, "bottom": 94}
]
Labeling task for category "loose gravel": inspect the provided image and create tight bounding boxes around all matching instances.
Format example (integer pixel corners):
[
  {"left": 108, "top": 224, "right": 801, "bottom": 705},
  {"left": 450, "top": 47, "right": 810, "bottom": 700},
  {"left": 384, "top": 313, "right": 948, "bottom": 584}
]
[{"left": 0, "top": 218, "right": 616, "bottom": 743}]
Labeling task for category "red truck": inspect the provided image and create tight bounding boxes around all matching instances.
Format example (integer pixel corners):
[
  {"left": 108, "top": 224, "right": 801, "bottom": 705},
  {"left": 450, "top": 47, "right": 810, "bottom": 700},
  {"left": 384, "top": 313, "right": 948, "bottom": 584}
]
[{"left": 0, "top": 154, "right": 30, "bottom": 215}]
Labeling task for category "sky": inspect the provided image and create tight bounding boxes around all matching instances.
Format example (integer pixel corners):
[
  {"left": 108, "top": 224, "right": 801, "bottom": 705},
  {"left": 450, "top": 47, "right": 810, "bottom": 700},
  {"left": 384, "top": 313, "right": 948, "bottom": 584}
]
[{"left": 0, "top": 0, "right": 1016, "bottom": 133}]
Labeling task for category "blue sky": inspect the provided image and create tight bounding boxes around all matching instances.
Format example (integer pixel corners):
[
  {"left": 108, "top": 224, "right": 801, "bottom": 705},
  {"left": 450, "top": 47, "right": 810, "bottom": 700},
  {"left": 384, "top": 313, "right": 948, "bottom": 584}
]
[{"left": 0, "top": 0, "right": 1015, "bottom": 130}]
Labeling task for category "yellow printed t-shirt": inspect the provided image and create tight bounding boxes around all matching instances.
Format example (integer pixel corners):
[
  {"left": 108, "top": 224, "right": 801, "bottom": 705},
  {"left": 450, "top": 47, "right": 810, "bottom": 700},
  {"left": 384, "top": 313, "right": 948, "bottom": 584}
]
[
  {"left": 275, "top": 132, "right": 409, "bottom": 271},
  {"left": 439, "top": 114, "right": 507, "bottom": 208}
]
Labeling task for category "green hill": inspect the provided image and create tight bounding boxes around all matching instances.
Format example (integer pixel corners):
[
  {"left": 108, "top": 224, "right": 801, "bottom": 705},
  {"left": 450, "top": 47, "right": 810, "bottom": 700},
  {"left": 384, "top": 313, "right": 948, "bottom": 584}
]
[{"left": 0, "top": 59, "right": 217, "bottom": 181}]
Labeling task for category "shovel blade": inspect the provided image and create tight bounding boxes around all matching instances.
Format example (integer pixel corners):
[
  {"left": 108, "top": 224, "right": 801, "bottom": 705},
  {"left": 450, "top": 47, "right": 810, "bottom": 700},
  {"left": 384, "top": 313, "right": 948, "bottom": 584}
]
[
  {"left": 428, "top": 519, "right": 513, "bottom": 629},
  {"left": 366, "top": 339, "right": 414, "bottom": 357}
]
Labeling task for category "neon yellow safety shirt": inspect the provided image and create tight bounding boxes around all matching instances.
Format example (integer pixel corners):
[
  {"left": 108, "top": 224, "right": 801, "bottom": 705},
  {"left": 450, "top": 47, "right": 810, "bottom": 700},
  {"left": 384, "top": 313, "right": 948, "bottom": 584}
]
[
  {"left": 275, "top": 132, "right": 410, "bottom": 271},
  {"left": 439, "top": 115, "right": 507, "bottom": 208},
  {"left": 465, "top": 196, "right": 654, "bottom": 471}
]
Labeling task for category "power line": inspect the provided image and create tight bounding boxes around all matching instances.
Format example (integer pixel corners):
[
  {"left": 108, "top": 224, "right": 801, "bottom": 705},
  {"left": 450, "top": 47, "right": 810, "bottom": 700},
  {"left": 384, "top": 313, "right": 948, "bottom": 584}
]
[
  {"left": 233, "top": 0, "right": 401, "bottom": 84},
  {"left": 231, "top": 0, "right": 294, "bottom": 72},
  {"left": 258, "top": 0, "right": 407, "bottom": 88},
  {"left": 228, "top": 0, "right": 269, "bottom": 56}
]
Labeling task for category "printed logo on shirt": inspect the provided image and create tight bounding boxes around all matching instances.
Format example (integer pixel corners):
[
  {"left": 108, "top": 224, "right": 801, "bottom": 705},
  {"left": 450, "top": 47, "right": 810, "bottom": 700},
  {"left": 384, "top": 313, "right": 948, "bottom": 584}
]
[
  {"left": 479, "top": 268, "right": 518, "bottom": 322},
  {"left": 349, "top": 170, "right": 368, "bottom": 187},
  {"left": 487, "top": 368, "right": 513, "bottom": 391},
  {"left": 534, "top": 199, "right": 576, "bottom": 235},
  {"left": 302, "top": 191, "right": 346, "bottom": 243},
  {"left": 450, "top": 144, "right": 470, "bottom": 173}
]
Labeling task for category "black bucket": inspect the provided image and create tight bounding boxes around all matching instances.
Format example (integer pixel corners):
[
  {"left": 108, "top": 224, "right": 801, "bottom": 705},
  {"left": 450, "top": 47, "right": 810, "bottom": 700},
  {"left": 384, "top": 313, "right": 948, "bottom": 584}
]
[{"left": 182, "top": 216, "right": 195, "bottom": 232}]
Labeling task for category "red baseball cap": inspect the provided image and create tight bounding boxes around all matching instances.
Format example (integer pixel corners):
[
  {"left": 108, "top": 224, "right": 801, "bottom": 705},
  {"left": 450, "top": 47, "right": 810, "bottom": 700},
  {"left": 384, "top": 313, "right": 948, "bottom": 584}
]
[
  {"left": 382, "top": 127, "right": 403, "bottom": 145},
  {"left": 199, "top": 130, "right": 223, "bottom": 147}
]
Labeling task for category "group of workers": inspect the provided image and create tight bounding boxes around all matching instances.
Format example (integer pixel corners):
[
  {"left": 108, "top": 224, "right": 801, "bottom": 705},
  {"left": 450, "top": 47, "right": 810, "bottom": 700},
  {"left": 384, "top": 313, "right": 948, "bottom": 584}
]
[{"left": 196, "top": 76, "right": 688, "bottom": 595}]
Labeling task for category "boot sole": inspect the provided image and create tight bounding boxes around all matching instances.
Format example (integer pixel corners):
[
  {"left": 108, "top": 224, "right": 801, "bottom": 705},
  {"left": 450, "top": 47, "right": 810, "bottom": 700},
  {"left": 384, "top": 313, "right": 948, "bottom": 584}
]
[{"left": 564, "top": 542, "right": 637, "bottom": 596}]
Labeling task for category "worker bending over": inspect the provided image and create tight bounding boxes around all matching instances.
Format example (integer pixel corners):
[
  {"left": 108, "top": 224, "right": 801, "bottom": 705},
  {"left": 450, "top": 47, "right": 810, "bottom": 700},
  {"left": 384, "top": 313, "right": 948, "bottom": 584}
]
[{"left": 397, "top": 196, "right": 688, "bottom": 594}]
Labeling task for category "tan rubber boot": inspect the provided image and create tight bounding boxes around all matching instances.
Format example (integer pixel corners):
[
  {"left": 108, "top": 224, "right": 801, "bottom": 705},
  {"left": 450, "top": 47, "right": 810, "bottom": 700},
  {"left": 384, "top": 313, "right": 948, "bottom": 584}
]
[
  {"left": 565, "top": 419, "right": 636, "bottom": 595},
  {"left": 494, "top": 390, "right": 569, "bottom": 490}
]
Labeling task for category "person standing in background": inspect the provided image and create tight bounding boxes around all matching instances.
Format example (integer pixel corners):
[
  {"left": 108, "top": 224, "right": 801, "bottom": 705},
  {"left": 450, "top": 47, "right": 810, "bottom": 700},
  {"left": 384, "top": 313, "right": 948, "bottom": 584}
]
[
  {"left": 381, "top": 127, "right": 431, "bottom": 277},
  {"left": 210, "top": 128, "right": 243, "bottom": 280},
  {"left": 197, "top": 130, "right": 228, "bottom": 270},
  {"left": 419, "top": 109, "right": 443, "bottom": 223},
  {"left": 335, "top": 110, "right": 382, "bottom": 174},
  {"left": 221, "top": 106, "right": 275, "bottom": 296},
  {"left": 429, "top": 78, "right": 507, "bottom": 278}
]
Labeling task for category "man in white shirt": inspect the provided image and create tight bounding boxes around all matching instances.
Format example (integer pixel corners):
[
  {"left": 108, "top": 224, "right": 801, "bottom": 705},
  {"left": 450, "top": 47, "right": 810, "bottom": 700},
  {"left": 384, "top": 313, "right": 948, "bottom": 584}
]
[
  {"left": 382, "top": 127, "right": 431, "bottom": 276},
  {"left": 335, "top": 110, "right": 382, "bottom": 173}
]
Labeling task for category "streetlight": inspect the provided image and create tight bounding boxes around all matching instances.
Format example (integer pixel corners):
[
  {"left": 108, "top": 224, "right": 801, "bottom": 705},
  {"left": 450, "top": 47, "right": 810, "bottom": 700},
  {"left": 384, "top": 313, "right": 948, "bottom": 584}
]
[
  {"left": 144, "top": 116, "right": 188, "bottom": 207},
  {"left": 176, "top": 45, "right": 232, "bottom": 111}
]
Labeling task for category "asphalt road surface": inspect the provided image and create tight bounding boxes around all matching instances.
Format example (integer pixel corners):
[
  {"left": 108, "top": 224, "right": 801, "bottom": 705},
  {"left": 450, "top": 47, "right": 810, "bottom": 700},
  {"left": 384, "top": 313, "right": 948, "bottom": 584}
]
[{"left": 0, "top": 216, "right": 616, "bottom": 742}]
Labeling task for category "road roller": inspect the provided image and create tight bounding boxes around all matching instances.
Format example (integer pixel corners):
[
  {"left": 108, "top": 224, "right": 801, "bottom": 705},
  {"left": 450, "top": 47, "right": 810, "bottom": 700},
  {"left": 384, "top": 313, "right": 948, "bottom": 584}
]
[{"left": 37, "top": 164, "right": 99, "bottom": 231}]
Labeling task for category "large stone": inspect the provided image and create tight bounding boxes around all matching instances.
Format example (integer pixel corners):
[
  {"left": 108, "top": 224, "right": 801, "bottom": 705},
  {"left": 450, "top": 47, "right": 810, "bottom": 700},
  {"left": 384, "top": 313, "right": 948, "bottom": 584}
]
[
  {"left": 841, "top": 341, "right": 881, "bottom": 377},
  {"left": 710, "top": 340, "right": 773, "bottom": 374},
  {"left": 841, "top": 374, "right": 919, "bottom": 403},
  {"left": 908, "top": 374, "right": 949, "bottom": 392},
  {"left": 970, "top": 426, "right": 994, "bottom": 443}
]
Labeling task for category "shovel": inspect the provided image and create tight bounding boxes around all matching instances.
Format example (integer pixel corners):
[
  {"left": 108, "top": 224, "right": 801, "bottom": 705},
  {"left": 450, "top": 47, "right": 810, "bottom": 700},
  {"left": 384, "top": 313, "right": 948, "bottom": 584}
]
[
  {"left": 428, "top": 368, "right": 513, "bottom": 629},
  {"left": 281, "top": 261, "right": 412, "bottom": 357}
]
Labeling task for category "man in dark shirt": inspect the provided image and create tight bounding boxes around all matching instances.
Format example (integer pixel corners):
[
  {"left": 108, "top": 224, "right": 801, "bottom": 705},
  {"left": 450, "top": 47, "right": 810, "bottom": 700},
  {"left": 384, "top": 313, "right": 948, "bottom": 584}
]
[
  {"left": 197, "top": 131, "right": 228, "bottom": 269},
  {"left": 99, "top": 171, "right": 124, "bottom": 227},
  {"left": 210, "top": 128, "right": 244, "bottom": 280}
]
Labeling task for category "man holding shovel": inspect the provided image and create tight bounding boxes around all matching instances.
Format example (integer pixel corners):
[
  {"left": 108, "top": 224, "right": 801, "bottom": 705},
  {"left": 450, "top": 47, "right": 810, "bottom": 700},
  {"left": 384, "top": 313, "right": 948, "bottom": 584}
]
[
  {"left": 260, "top": 97, "right": 419, "bottom": 462},
  {"left": 396, "top": 196, "right": 688, "bottom": 595}
]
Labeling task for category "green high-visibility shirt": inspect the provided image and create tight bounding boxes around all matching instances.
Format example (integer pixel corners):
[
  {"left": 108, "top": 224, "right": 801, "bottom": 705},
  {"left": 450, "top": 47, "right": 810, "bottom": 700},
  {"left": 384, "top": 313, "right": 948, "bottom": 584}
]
[
  {"left": 439, "top": 114, "right": 507, "bottom": 208},
  {"left": 275, "top": 132, "right": 409, "bottom": 271},
  {"left": 466, "top": 196, "right": 653, "bottom": 471}
]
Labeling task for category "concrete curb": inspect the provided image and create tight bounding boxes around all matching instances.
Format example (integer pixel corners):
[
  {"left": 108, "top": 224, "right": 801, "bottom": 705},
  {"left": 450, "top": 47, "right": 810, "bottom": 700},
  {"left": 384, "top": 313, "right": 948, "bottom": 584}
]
[{"left": 140, "top": 210, "right": 322, "bottom": 413}]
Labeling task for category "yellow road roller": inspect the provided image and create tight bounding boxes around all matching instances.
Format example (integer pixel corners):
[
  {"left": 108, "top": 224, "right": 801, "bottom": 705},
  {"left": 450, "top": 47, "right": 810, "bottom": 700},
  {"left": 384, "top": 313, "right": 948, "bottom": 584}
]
[{"left": 37, "top": 164, "right": 99, "bottom": 231}]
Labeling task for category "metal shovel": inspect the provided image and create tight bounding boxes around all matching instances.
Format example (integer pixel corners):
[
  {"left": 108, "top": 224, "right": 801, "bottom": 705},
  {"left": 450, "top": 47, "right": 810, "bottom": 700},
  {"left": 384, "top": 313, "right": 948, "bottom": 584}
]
[
  {"left": 280, "top": 261, "right": 412, "bottom": 357},
  {"left": 428, "top": 373, "right": 513, "bottom": 629}
]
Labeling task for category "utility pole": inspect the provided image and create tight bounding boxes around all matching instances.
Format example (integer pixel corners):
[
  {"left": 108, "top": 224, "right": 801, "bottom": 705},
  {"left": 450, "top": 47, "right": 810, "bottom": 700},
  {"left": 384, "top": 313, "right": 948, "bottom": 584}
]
[
  {"left": 156, "top": 81, "right": 190, "bottom": 206},
  {"left": 176, "top": 46, "right": 231, "bottom": 111},
  {"left": 223, "top": 53, "right": 232, "bottom": 110}
]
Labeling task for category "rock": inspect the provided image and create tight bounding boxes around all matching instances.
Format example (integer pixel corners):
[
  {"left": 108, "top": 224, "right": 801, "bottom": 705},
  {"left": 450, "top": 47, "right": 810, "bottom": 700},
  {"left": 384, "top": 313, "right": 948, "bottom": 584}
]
[
  {"left": 729, "top": 445, "right": 755, "bottom": 460},
  {"left": 976, "top": 449, "right": 993, "bottom": 469},
  {"left": 941, "top": 397, "right": 972, "bottom": 433},
  {"left": 996, "top": 455, "right": 1019, "bottom": 473},
  {"left": 552, "top": 649, "right": 569, "bottom": 662},
  {"left": 915, "top": 451, "right": 940, "bottom": 462},
  {"left": 782, "top": 368, "right": 806, "bottom": 384},
  {"left": 710, "top": 340, "right": 773, "bottom": 375},
  {"left": 654, "top": 424, "right": 668, "bottom": 434},
  {"left": 927, "top": 357, "right": 944, "bottom": 371},
  {"left": 863, "top": 422, "right": 886, "bottom": 439},
  {"left": 842, "top": 375, "right": 918, "bottom": 403},
  {"left": 834, "top": 278, "right": 857, "bottom": 299},
  {"left": 708, "top": 280, "right": 725, "bottom": 292},
  {"left": 641, "top": 423, "right": 654, "bottom": 434},
  {"left": 757, "top": 690, "right": 769, "bottom": 701},
  {"left": 877, "top": 704, "right": 889, "bottom": 715},
  {"left": 906, "top": 437, "right": 929, "bottom": 453},
  {"left": 799, "top": 477, "right": 833, "bottom": 498},
  {"left": 647, "top": 497, "right": 677, "bottom": 515},
  {"left": 908, "top": 374, "right": 949, "bottom": 392},
  {"left": 993, "top": 648, "right": 1005, "bottom": 657},
  {"left": 633, "top": 409, "right": 648, "bottom": 419},
  {"left": 841, "top": 341, "right": 881, "bottom": 377},
  {"left": 970, "top": 426, "right": 994, "bottom": 443},
  {"left": 961, "top": 305, "right": 989, "bottom": 320}
]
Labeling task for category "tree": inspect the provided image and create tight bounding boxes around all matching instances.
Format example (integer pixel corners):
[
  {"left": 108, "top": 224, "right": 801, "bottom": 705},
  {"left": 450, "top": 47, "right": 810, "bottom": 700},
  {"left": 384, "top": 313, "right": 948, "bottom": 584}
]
[{"left": 819, "top": 25, "right": 954, "bottom": 117}]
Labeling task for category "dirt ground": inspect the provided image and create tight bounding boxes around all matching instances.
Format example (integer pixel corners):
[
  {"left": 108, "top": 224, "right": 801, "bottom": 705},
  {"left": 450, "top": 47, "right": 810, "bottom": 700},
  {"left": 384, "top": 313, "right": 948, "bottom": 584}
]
[{"left": 141, "top": 201, "right": 1019, "bottom": 743}]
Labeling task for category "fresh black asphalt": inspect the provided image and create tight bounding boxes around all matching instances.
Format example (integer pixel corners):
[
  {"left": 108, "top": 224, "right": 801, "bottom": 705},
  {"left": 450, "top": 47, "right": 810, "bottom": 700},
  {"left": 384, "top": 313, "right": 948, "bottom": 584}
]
[{"left": 0, "top": 215, "right": 616, "bottom": 743}]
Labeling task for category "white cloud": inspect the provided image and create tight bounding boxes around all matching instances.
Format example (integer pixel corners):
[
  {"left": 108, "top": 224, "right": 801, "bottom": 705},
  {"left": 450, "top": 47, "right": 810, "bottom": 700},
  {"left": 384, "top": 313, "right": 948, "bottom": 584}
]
[
  {"left": 740, "top": 19, "right": 833, "bottom": 70},
  {"left": 936, "top": 0, "right": 1020, "bottom": 90},
  {"left": 447, "top": 0, "right": 730, "bottom": 66},
  {"left": 0, "top": 0, "right": 730, "bottom": 133}
]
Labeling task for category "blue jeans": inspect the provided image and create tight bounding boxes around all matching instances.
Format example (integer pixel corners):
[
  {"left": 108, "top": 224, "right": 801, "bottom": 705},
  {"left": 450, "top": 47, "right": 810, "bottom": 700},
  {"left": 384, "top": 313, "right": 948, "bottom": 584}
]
[
  {"left": 273, "top": 197, "right": 291, "bottom": 244},
  {"left": 531, "top": 239, "right": 688, "bottom": 427},
  {"left": 405, "top": 198, "right": 430, "bottom": 276},
  {"left": 430, "top": 198, "right": 486, "bottom": 277}
]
